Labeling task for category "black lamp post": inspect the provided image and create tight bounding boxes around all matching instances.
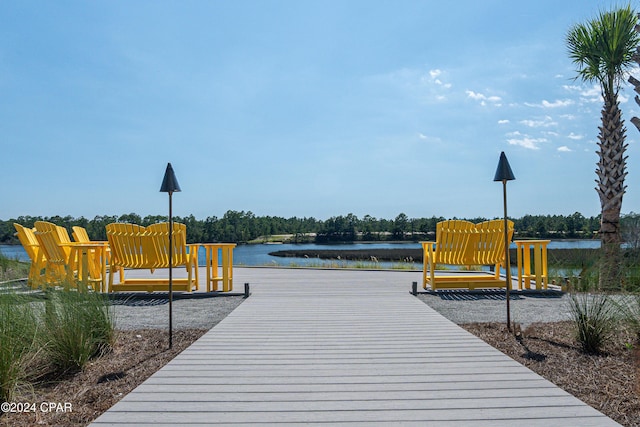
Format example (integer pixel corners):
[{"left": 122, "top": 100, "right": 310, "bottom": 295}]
[
  {"left": 160, "top": 162, "right": 181, "bottom": 348},
  {"left": 493, "top": 152, "right": 515, "bottom": 331}
]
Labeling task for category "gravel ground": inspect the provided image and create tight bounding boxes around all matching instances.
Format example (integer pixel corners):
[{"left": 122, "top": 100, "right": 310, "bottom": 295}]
[
  {"left": 107, "top": 289, "right": 573, "bottom": 330},
  {"left": 415, "top": 290, "right": 572, "bottom": 327},
  {"left": 109, "top": 293, "right": 246, "bottom": 330}
]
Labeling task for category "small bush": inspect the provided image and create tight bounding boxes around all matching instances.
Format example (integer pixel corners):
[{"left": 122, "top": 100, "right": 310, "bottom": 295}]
[
  {"left": 42, "top": 290, "right": 115, "bottom": 373},
  {"left": 0, "top": 292, "right": 41, "bottom": 402},
  {"left": 567, "top": 292, "right": 617, "bottom": 354}
]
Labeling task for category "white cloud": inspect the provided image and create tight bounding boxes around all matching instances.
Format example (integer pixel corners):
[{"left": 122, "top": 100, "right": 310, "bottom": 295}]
[
  {"left": 568, "top": 132, "right": 583, "bottom": 140},
  {"left": 498, "top": 119, "right": 510, "bottom": 124},
  {"left": 543, "top": 99, "right": 574, "bottom": 108},
  {"left": 429, "top": 69, "right": 441, "bottom": 79},
  {"left": 466, "top": 90, "right": 502, "bottom": 106},
  {"left": 580, "top": 85, "right": 601, "bottom": 103},
  {"left": 507, "top": 136, "right": 546, "bottom": 150},
  {"left": 417, "top": 133, "right": 442, "bottom": 143},
  {"left": 562, "top": 84, "right": 582, "bottom": 92},
  {"left": 560, "top": 114, "right": 576, "bottom": 120},
  {"left": 519, "top": 116, "right": 557, "bottom": 128},
  {"left": 524, "top": 99, "right": 574, "bottom": 108},
  {"left": 558, "top": 146, "right": 572, "bottom": 152}
]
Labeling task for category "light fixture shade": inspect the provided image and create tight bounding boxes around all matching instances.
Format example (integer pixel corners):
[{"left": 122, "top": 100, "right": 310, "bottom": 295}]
[
  {"left": 160, "top": 163, "right": 182, "bottom": 193},
  {"left": 493, "top": 151, "right": 515, "bottom": 181}
]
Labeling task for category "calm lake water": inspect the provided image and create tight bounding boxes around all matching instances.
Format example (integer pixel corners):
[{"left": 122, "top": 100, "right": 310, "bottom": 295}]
[{"left": 0, "top": 240, "right": 601, "bottom": 268}]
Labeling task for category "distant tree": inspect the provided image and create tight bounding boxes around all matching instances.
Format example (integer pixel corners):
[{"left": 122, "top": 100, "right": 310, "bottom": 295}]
[
  {"left": 567, "top": 5, "right": 640, "bottom": 289},
  {"left": 118, "top": 213, "right": 142, "bottom": 224},
  {"left": 393, "top": 213, "right": 409, "bottom": 240}
]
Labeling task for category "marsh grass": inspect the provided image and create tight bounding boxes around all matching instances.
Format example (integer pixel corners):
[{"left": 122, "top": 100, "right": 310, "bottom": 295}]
[
  {"left": 0, "top": 252, "right": 30, "bottom": 282},
  {"left": 42, "top": 290, "right": 115, "bottom": 374},
  {"left": 0, "top": 292, "right": 42, "bottom": 402},
  {"left": 282, "top": 259, "right": 420, "bottom": 270}
]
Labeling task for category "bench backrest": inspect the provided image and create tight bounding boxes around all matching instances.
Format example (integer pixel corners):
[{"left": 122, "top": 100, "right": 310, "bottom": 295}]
[
  {"left": 145, "top": 222, "right": 191, "bottom": 267},
  {"left": 106, "top": 222, "right": 191, "bottom": 269},
  {"left": 434, "top": 219, "right": 514, "bottom": 265}
]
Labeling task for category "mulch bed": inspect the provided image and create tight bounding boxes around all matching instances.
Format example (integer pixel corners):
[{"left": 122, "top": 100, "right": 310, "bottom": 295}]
[
  {"left": 1, "top": 329, "right": 207, "bottom": 427},
  {"left": 463, "top": 321, "right": 640, "bottom": 427}
]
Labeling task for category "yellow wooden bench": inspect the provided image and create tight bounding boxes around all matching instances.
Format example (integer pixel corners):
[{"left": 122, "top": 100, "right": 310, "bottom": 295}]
[
  {"left": 421, "top": 219, "right": 514, "bottom": 290},
  {"left": 106, "top": 222, "right": 199, "bottom": 292}
]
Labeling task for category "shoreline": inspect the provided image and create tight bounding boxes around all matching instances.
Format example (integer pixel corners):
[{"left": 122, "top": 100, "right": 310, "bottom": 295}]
[{"left": 269, "top": 247, "right": 601, "bottom": 265}]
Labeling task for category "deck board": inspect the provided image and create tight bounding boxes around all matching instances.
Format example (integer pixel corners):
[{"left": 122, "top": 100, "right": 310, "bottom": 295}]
[{"left": 91, "top": 268, "right": 619, "bottom": 426}]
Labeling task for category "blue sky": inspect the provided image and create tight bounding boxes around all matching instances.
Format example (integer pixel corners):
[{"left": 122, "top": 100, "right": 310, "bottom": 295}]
[{"left": 2, "top": 1, "right": 640, "bottom": 221}]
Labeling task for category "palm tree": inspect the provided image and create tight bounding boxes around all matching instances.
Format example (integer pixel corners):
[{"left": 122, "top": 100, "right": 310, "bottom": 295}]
[{"left": 566, "top": 5, "right": 640, "bottom": 289}]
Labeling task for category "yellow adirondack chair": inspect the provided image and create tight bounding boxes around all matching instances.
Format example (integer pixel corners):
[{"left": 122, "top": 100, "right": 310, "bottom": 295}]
[
  {"left": 34, "top": 220, "right": 73, "bottom": 256},
  {"left": 13, "top": 223, "right": 47, "bottom": 288},
  {"left": 72, "top": 226, "right": 91, "bottom": 243},
  {"left": 33, "top": 228, "right": 75, "bottom": 289},
  {"left": 421, "top": 219, "right": 514, "bottom": 290},
  {"left": 106, "top": 222, "right": 199, "bottom": 292}
]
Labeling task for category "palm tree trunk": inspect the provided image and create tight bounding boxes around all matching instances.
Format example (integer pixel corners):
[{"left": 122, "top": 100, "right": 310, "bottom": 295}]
[{"left": 596, "top": 93, "right": 628, "bottom": 290}]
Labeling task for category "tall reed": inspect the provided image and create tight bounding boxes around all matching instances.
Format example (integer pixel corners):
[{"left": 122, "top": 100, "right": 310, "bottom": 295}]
[
  {"left": 0, "top": 292, "right": 41, "bottom": 402},
  {"left": 42, "top": 290, "right": 115, "bottom": 373}
]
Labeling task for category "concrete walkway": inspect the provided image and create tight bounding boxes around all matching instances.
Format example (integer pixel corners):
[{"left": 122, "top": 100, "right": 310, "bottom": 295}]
[{"left": 91, "top": 268, "right": 619, "bottom": 426}]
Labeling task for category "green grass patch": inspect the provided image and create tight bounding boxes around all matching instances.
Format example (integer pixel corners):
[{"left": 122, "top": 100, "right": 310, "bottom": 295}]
[
  {"left": 42, "top": 290, "right": 116, "bottom": 374},
  {"left": 0, "top": 292, "right": 42, "bottom": 402},
  {"left": 0, "top": 252, "right": 30, "bottom": 282}
]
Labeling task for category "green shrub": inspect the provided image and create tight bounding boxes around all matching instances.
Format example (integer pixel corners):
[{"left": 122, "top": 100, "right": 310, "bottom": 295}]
[
  {"left": 567, "top": 292, "right": 617, "bottom": 354},
  {"left": 0, "top": 292, "right": 41, "bottom": 402},
  {"left": 42, "top": 290, "right": 115, "bottom": 373}
]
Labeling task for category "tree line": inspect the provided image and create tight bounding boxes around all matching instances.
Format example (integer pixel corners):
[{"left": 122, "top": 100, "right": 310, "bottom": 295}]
[{"left": 3, "top": 210, "right": 636, "bottom": 245}]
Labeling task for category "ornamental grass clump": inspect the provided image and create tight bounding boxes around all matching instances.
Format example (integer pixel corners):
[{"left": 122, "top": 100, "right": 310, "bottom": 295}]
[
  {"left": 43, "top": 289, "right": 115, "bottom": 373},
  {"left": 0, "top": 291, "right": 41, "bottom": 403},
  {"left": 567, "top": 292, "right": 618, "bottom": 354},
  {"left": 613, "top": 293, "right": 640, "bottom": 341}
]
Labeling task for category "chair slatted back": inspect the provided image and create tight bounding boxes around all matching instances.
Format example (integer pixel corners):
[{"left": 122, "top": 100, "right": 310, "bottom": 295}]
[
  {"left": 72, "top": 226, "right": 91, "bottom": 243},
  {"left": 472, "top": 219, "right": 514, "bottom": 265},
  {"left": 13, "top": 223, "right": 41, "bottom": 263},
  {"left": 34, "top": 229, "right": 68, "bottom": 266},
  {"left": 106, "top": 222, "right": 191, "bottom": 270},
  {"left": 106, "top": 223, "right": 149, "bottom": 269},
  {"left": 146, "top": 222, "right": 190, "bottom": 267},
  {"left": 433, "top": 219, "right": 514, "bottom": 266},
  {"left": 35, "top": 221, "right": 72, "bottom": 258},
  {"left": 434, "top": 220, "right": 477, "bottom": 265}
]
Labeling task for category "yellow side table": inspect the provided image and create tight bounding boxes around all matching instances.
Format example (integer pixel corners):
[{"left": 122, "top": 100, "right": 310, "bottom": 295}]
[
  {"left": 200, "top": 243, "right": 236, "bottom": 292},
  {"left": 514, "top": 240, "right": 550, "bottom": 290},
  {"left": 65, "top": 242, "right": 109, "bottom": 292}
]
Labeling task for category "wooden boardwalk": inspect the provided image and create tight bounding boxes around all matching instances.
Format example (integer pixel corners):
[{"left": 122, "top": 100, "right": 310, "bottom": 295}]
[{"left": 91, "top": 268, "right": 619, "bottom": 426}]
